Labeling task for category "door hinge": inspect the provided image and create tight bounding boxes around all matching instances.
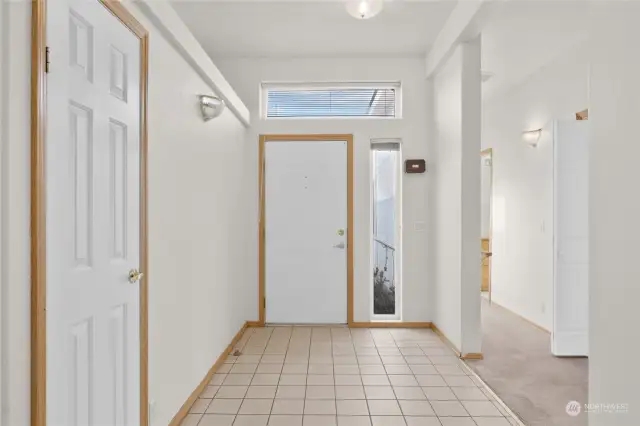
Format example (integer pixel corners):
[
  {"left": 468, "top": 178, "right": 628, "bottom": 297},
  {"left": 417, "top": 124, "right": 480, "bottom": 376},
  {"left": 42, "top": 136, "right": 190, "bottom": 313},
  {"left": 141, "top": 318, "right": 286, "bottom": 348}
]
[
  {"left": 45, "top": 46, "right": 50, "bottom": 73},
  {"left": 263, "top": 298, "right": 266, "bottom": 309}
]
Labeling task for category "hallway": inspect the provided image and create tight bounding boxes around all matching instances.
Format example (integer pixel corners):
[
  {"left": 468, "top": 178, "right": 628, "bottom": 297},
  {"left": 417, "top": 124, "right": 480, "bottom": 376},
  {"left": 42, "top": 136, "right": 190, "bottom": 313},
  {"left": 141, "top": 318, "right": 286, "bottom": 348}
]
[
  {"left": 2, "top": 1, "right": 640, "bottom": 425},
  {"left": 181, "top": 327, "right": 521, "bottom": 426},
  {"left": 466, "top": 299, "right": 588, "bottom": 426}
]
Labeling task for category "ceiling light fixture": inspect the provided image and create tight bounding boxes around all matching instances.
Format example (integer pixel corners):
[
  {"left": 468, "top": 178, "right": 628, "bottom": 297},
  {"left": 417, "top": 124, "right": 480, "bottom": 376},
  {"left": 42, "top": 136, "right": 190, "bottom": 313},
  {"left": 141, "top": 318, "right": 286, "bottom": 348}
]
[{"left": 346, "top": 0, "right": 383, "bottom": 20}]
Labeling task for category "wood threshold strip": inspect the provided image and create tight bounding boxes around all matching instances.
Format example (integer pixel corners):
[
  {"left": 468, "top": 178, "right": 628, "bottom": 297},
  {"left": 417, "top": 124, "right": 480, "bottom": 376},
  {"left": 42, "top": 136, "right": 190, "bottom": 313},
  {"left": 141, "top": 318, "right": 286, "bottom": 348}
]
[{"left": 461, "top": 353, "right": 484, "bottom": 360}]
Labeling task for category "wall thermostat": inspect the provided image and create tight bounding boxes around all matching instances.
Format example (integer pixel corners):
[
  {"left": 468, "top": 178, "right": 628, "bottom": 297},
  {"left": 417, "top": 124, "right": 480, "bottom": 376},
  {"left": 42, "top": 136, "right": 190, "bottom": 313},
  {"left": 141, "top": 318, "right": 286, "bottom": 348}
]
[{"left": 405, "top": 159, "right": 426, "bottom": 174}]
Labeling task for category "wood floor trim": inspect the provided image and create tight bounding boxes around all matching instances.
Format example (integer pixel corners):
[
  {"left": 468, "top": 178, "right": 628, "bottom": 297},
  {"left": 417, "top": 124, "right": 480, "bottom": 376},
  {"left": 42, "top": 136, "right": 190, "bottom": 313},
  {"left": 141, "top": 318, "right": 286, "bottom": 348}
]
[
  {"left": 248, "top": 320, "right": 482, "bottom": 359},
  {"left": 461, "top": 353, "right": 484, "bottom": 360},
  {"left": 431, "top": 323, "right": 462, "bottom": 358},
  {"left": 350, "top": 322, "right": 432, "bottom": 328},
  {"left": 245, "top": 322, "right": 433, "bottom": 329},
  {"left": 431, "top": 323, "right": 484, "bottom": 360},
  {"left": 168, "top": 321, "right": 250, "bottom": 426}
]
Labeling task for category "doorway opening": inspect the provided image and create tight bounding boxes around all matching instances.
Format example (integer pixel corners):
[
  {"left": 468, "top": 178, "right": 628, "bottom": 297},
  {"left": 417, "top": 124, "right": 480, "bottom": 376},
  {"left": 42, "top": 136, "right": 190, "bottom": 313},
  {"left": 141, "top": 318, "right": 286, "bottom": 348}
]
[
  {"left": 481, "top": 148, "right": 493, "bottom": 303},
  {"left": 371, "top": 140, "right": 401, "bottom": 320}
]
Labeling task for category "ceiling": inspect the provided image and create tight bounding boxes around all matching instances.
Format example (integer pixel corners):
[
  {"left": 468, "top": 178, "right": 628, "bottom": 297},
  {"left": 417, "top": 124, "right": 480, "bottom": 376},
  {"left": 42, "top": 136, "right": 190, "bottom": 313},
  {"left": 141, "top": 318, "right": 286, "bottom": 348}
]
[
  {"left": 172, "top": 0, "right": 458, "bottom": 58},
  {"left": 481, "top": 0, "right": 589, "bottom": 99}
]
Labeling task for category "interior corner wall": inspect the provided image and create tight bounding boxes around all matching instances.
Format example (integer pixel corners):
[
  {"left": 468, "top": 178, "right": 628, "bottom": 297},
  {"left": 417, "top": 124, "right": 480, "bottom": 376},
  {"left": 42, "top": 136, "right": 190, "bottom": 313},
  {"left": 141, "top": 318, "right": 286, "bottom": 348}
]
[
  {"left": 429, "top": 39, "right": 481, "bottom": 355},
  {"left": 482, "top": 41, "right": 588, "bottom": 332},
  {"left": 0, "top": 0, "right": 4, "bottom": 412},
  {"left": 459, "top": 37, "right": 482, "bottom": 355},
  {"left": 0, "top": 2, "right": 256, "bottom": 425},
  {"left": 589, "top": 2, "right": 640, "bottom": 424},
  {"left": 214, "top": 57, "right": 430, "bottom": 324},
  {"left": 125, "top": 4, "right": 255, "bottom": 426},
  {"left": 1, "top": 2, "right": 32, "bottom": 425}
]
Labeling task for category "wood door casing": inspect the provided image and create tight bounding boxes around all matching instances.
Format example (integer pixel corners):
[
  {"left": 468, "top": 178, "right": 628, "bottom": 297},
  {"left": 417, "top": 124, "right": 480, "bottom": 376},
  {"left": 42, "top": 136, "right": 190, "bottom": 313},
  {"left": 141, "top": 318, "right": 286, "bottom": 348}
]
[
  {"left": 481, "top": 238, "right": 491, "bottom": 292},
  {"left": 258, "top": 135, "right": 354, "bottom": 326},
  {"left": 31, "top": 1, "right": 149, "bottom": 425}
]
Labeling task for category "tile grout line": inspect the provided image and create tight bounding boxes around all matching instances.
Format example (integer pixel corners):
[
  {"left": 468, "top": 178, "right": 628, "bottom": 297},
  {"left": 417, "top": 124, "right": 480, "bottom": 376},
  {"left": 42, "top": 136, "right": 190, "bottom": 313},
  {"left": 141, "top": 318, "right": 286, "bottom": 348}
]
[
  {"left": 416, "top": 328, "right": 490, "bottom": 421},
  {"left": 387, "top": 329, "right": 412, "bottom": 426},
  {"left": 240, "top": 327, "right": 271, "bottom": 425},
  {"left": 364, "top": 327, "right": 375, "bottom": 422},
  {"left": 267, "top": 325, "right": 294, "bottom": 424},
  {"left": 189, "top": 327, "right": 519, "bottom": 426},
  {"left": 432, "top": 330, "right": 515, "bottom": 424},
  {"left": 331, "top": 327, "right": 337, "bottom": 424},
  {"left": 398, "top": 329, "right": 490, "bottom": 422},
  {"left": 192, "top": 334, "right": 242, "bottom": 426}
]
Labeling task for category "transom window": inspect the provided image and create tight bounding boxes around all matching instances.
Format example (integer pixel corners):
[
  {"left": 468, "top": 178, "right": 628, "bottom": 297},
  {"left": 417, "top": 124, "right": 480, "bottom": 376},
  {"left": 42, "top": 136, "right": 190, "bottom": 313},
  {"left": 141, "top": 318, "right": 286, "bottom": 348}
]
[{"left": 262, "top": 82, "right": 401, "bottom": 119}]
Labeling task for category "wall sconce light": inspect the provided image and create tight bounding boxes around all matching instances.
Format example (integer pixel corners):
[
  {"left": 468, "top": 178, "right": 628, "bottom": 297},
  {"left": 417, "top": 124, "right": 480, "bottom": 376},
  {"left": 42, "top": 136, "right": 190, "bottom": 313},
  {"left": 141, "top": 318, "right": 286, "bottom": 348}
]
[
  {"left": 199, "top": 95, "right": 225, "bottom": 121},
  {"left": 522, "top": 129, "right": 542, "bottom": 147}
]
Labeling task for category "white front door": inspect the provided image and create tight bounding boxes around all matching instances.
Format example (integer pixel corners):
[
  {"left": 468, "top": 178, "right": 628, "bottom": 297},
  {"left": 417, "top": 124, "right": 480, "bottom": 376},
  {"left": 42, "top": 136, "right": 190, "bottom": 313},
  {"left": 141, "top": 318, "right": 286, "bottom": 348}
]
[
  {"left": 265, "top": 140, "right": 348, "bottom": 324},
  {"left": 552, "top": 120, "right": 589, "bottom": 356},
  {"left": 47, "top": 1, "right": 142, "bottom": 424}
]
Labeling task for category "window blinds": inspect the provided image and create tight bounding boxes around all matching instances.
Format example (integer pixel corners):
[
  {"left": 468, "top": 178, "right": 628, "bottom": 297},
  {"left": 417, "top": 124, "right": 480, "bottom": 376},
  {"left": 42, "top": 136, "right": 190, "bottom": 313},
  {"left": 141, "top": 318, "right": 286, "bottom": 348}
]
[{"left": 266, "top": 87, "right": 397, "bottom": 118}]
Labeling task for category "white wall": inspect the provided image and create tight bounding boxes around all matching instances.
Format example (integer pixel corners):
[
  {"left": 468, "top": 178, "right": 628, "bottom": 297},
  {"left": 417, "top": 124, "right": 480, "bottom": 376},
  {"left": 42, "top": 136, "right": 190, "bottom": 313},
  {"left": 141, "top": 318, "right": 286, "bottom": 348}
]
[
  {"left": 127, "top": 5, "right": 255, "bottom": 426},
  {"left": 0, "top": 3, "right": 256, "bottom": 426},
  {"left": 428, "top": 39, "right": 482, "bottom": 355},
  {"left": 430, "top": 48, "right": 462, "bottom": 349},
  {"left": 1, "top": 3, "right": 31, "bottom": 425},
  {"left": 0, "top": 0, "right": 3, "bottom": 411},
  {"left": 482, "top": 41, "right": 588, "bottom": 331},
  {"left": 215, "top": 57, "right": 430, "bottom": 323},
  {"left": 589, "top": 2, "right": 640, "bottom": 424},
  {"left": 0, "top": 0, "right": 5, "bottom": 414}
]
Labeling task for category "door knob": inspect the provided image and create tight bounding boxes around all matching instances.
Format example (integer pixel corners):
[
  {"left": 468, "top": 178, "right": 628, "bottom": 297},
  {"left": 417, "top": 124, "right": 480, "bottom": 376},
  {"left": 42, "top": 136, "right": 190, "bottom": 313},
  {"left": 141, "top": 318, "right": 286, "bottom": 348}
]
[
  {"left": 128, "top": 268, "right": 144, "bottom": 283},
  {"left": 333, "top": 242, "right": 346, "bottom": 249}
]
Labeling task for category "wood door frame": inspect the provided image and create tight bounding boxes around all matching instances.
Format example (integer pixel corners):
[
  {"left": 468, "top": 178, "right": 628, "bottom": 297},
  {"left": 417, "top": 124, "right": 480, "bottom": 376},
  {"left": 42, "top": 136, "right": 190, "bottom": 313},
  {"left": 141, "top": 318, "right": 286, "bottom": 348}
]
[
  {"left": 480, "top": 148, "right": 493, "bottom": 304},
  {"left": 258, "top": 134, "right": 355, "bottom": 326},
  {"left": 31, "top": 2, "right": 149, "bottom": 425}
]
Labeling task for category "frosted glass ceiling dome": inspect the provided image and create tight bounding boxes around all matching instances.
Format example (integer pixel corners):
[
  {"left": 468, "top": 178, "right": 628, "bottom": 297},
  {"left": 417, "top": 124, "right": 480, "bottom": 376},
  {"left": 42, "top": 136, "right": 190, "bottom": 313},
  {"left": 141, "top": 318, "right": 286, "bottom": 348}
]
[{"left": 346, "top": 0, "right": 384, "bottom": 20}]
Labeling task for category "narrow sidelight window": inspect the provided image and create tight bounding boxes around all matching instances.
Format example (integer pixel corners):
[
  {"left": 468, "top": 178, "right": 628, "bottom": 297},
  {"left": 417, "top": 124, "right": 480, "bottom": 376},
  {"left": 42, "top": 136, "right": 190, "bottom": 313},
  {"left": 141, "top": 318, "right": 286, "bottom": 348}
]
[{"left": 371, "top": 141, "right": 401, "bottom": 318}]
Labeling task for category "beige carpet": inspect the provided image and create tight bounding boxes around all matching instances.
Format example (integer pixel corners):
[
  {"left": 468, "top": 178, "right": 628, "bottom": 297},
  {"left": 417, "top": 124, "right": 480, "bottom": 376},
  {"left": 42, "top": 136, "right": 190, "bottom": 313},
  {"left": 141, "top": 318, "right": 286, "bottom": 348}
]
[{"left": 465, "top": 297, "right": 588, "bottom": 426}]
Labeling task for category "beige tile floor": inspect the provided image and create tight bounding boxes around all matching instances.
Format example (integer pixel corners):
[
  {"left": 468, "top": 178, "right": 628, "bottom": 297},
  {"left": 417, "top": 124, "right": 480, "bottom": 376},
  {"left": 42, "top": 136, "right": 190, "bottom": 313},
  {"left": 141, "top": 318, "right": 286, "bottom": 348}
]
[{"left": 182, "top": 327, "right": 523, "bottom": 426}]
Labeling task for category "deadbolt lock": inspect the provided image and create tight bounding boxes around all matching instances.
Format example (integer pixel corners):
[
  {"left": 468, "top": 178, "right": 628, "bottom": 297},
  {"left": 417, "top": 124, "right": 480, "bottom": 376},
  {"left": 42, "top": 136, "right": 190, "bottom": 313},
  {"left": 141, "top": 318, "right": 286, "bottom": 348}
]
[{"left": 337, "top": 229, "right": 345, "bottom": 236}]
